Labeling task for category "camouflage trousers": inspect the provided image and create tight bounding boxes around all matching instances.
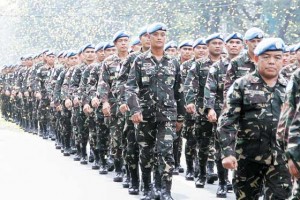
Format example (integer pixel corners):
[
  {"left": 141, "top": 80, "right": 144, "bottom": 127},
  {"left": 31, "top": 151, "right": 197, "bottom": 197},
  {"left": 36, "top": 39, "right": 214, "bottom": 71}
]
[
  {"left": 173, "top": 126, "right": 183, "bottom": 168},
  {"left": 183, "top": 119, "right": 197, "bottom": 171},
  {"left": 137, "top": 120, "right": 176, "bottom": 182},
  {"left": 72, "top": 107, "right": 88, "bottom": 151},
  {"left": 60, "top": 107, "right": 72, "bottom": 149},
  {"left": 89, "top": 115, "right": 110, "bottom": 153},
  {"left": 1, "top": 95, "right": 10, "bottom": 119},
  {"left": 38, "top": 98, "right": 50, "bottom": 135},
  {"left": 233, "top": 159, "right": 292, "bottom": 200}
]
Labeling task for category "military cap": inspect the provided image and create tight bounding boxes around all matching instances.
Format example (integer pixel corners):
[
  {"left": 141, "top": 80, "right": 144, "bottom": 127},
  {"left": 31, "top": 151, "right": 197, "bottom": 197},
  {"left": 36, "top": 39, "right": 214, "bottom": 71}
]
[
  {"left": 66, "top": 50, "right": 77, "bottom": 58},
  {"left": 46, "top": 51, "right": 56, "bottom": 56},
  {"left": 57, "top": 51, "right": 65, "bottom": 58},
  {"left": 205, "top": 33, "right": 224, "bottom": 44},
  {"left": 112, "top": 31, "right": 130, "bottom": 43},
  {"left": 178, "top": 40, "right": 193, "bottom": 49},
  {"left": 95, "top": 42, "right": 106, "bottom": 52},
  {"left": 25, "top": 54, "right": 33, "bottom": 60},
  {"left": 225, "top": 32, "right": 243, "bottom": 43},
  {"left": 294, "top": 43, "right": 300, "bottom": 52},
  {"left": 42, "top": 49, "right": 49, "bottom": 54},
  {"left": 193, "top": 38, "right": 206, "bottom": 48},
  {"left": 103, "top": 42, "right": 115, "bottom": 50},
  {"left": 138, "top": 26, "right": 148, "bottom": 37},
  {"left": 164, "top": 41, "right": 177, "bottom": 51},
  {"left": 254, "top": 38, "right": 285, "bottom": 56},
  {"left": 81, "top": 44, "right": 95, "bottom": 53},
  {"left": 131, "top": 37, "right": 141, "bottom": 46},
  {"left": 244, "top": 27, "right": 264, "bottom": 41},
  {"left": 20, "top": 56, "right": 25, "bottom": 61},
  {"left": 147, "top": 22, "right": 167, "bottom": 34},
  {"left": 283, "top": 45, "right": 290, "bottom": 53}
]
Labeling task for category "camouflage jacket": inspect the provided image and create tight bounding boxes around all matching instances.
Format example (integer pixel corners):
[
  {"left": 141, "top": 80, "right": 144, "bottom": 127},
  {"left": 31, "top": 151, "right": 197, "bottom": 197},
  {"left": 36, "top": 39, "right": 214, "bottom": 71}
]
[
  {"left": 126, "top": 50, "right": 185, "bottom": 122},
  {"left": 27, "top": 62, "right": 44, "bottom": 93},
  {"left": 87, "top": 62, "right": 102, "bottom": 100},
  {"left": 280, "top": 61, "right": 300, "bottom": 81},
  {"left": 97, "top": 54, "right": 125, "bottom": 116},
  {"left": 204, "top": 57, "right": 230, "bottom": 114},
  {"left": 277, "top": 68, "right": 300, "bottom": 169},
  {"left": 36, "top": 64, "right": 54, "bottom": 99},
  {"left": 4, "top": 72, "right": 15, "bottom": 91},
  {"left": 59, "top": 66, "right": 77, "bottom": 102},
  {"left": 16, "top": 66, "right": 28, "bottom": 93},
  {"left": 217, "top": 70, "right": 287, "bottom": 165},
  {"left": 69, "top": 62, "right": 88, "bottom": 101},
  {"left": 78, "top": 63, "right": 95, "bottom": 105},
  {"left": 185, "top": 57, "right": 218, "bottom": 117},
  {"left": 224, "top": 52, "right": 256, "bottom": 97}
]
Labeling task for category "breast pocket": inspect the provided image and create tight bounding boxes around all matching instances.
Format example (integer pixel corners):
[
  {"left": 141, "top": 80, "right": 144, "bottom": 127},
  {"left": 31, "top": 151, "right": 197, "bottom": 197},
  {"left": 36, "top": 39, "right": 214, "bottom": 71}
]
[
  {"left": 164, "top": 68, "right": 176, "bottom": 86},
  {"left": 141, "top": 68, "right": 155, "bottom": 86},
  {"left": 199, "top": 69, "right": 209, "bottom": 86},
  {"left": 243, "top": 92, "right": 267, "bottom": 119}
]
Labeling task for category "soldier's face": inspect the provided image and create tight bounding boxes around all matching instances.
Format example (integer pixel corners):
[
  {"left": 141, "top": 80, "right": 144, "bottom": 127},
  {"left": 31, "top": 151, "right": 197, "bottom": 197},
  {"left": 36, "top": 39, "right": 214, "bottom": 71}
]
[
  {"left": 140, "top": 34, "right": 150, "bottom": 49},
  {"left": 166, "top": 48, "right": 177, "bottom": 56},
  {"left": 283, "top": 52, "right": 290, "bottom": 66},
  {"left": 179, "top": 46, "right": 193, "bottom": 61},
  {"left": 67, "top": 56, "right": 79, "bottom": 66},
  {"left": 289, "top": 52, "right": 296, "bottom": 63},
  {"left": 226, "top": 39, "right": 243, "bottom": 56},
  {"left": 207, "top": 39, "right": 224, "bottom": 57},
  {"left": 115, "top": 37, "right": 129, "bottom": 53},
  {"left": 46, "top": 55, "right": 55, "bottom": 66},
  {"left": 193, "top": 45, "right": 208, "bottom": 59},
  {"left": 83, "top": 48, "right": 96, "bottom": 62},
  {"left": 96, "top": 50, "right": 105, "bottom": 62},
  {"left": 104, "top": 48, "right": 116, "bottom": 58},
  {"left": 26, "top": 59, "right": 33, "bottom": 67},
  {"left": 296, "top": 50, "right": 300, "bottom": 62},
  {"left": 246, "top": 38, "right": 263, "bottom": 53},
  {"left": 149, "top": 30, "right": 166, "bottom": 49},
  {"left": 256, "top": 51, "right": 283, "bottom": 79},
  {"left": 131, "top": 44, "right": 142, "bottom": 52}
]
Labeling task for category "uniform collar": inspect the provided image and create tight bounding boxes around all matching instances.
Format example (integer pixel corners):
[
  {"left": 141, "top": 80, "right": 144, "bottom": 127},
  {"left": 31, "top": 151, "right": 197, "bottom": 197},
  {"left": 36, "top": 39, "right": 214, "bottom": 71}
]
[{"left": 250, "top": 69, "right": 287, "bottom": 86}]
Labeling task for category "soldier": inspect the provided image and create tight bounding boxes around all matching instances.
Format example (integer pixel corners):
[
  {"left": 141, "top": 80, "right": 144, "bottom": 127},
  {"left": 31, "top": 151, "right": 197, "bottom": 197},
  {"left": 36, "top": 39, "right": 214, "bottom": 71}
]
[
  {"left": 182, "top": 38, "right": 207, "bottom": 182},
  {"left": 218, "top": 38, "right": 292, "bottom": 200},
  {"left": 164, "top": 41, "right": 178, "bottom": 57},
  {"left": 129, "top": 37, "right": 142, "bottom": 53},
  {"left": 116, "top": 26, "right": 149, "bottom": 195},
  {"left": 93, "top": 31, "right": 130, "bottom": 183},
  {"left": 280, "top": 43, "right": 300, "bottom": 80},
  {"left": 185, "top": 33, "right": 224, "bottom": 188},
  {"left": 173, "top": 40, "right": 194, "bottom": 175},
  {"left": 289, "top": 45, "right": 298, "bottom": 64},
  {"left": 224, "top": 27, "right": 264, "bottom": 96},
  {"left": 282, "top": 46, "right": 291, "bottom": 67},
  {"left": 204, "top": 32, "right": 244, "bottom": 198},
  {"left": 126, "top": 22, "right": 185, "bottom": 200}
]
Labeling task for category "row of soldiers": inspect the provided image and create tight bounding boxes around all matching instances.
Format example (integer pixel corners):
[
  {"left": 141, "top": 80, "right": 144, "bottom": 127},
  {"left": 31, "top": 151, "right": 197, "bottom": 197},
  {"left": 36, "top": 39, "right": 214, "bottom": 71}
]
[{"left": 1, "top": 22, "right": 300, "bottom": 200}]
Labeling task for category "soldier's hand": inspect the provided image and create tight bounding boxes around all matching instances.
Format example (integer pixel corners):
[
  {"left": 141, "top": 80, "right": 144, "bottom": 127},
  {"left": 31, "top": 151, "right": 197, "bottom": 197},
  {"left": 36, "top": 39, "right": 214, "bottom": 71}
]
[
  {"left": 288, "top": 159, "right": 300, "bottom": 179},
  {"left": 36, "top": 92, "right": 42, "bottom": 100},
  {"left": 102, "top": 102, "right": 111, "bottom": 116},
  {"left": 73, "top": 97, "right": 80, "bottom": 107},
  {"left": 91, "top": 97, "right": 100, "bottom": 108},
  {"left": 56, "top": 104, "right": 62, "bottom": 112},
  {"left": 50, "top": 101, "right": 55, "bottom": 108},
  {"left": 24, "top": 91, "right": 29, "bottom": 97},
  {"left": 65, "top": 99, "right": 73, "bottom": 109},
  {"left": 186, "top": 103, "right": 196, "bottom": 114},
  {"left": 222, "top": 155, "right": 238, "bottom": 170},
  {"left": 176, "top": 121, "right": 183, "bottom": 132},
  {"left": 131, "top": 112, "right": 143, "bottom": 124},
  {"left": 119, "top": 104, "right": 129, "bottom": 114},
  {"left": 83, "top": 104, "right": 93, "bottom": 115},
  {"left": 207, "top": 109, "right": 217, "bottom": 123},
  {"left": 5, "top": 90, "right": 10, "bottom": 96}
]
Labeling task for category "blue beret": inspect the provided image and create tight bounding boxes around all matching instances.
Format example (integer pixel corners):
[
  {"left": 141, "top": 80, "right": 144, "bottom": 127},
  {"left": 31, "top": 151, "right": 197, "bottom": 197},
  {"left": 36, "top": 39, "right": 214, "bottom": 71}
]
[
  {"left": 205, "top": 33, "right": 224, "bottom": 44},
  {"left": 81, "top": 44, "right": 95, "bottom": 53},
  {"left": 254, "top": 38, "right": 285, "bottom": 56},
  {"left": 244, "top": 27, "right": 264, "bottom": 40},
  {"left": 283, "top": 45, "right": 290, "bottom": 53},
  {"left": 66, "top": 50, "right": 77, "bottom": 58},
  {"left": 138, "top": 26, "right": 148, "bottom": 37},
  {"left": 103, "top": 42, "right": 115, "bottom": 50},
  {"left": 95, "top": 42, "right": 105, "bottom": 52},
  {"left": 46, "top": 51, "right": 56, "bottom": 56},
  {"left": 131, "top": 37, "right": 141, "bottom": 46},
  {"left": 193, "top": 38, "right": 206, "bottom": 48},
  {"left": 147, "top": 22, "right": 167, "bottom": 34},
  {"left": 178, "top": 40, "right": 193, "bottom": 49},
  {"left": 164, "top": 41, "right": 177, "bottom": 51},
  {"left": 57, "top": 51, "right": 65, "bottom": 58},
  {"left": 225, "top": 32, "right": 243, "bottom": 43},
  {"left": 112, "top": 31, "right": 130, "bottom": 42}
]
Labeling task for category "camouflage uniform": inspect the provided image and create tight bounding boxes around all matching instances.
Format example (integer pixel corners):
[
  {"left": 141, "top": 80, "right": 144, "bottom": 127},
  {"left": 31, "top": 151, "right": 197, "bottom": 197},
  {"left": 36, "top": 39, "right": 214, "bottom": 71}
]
[
  {"left": 98, "top": 54, "right": 126, "bottom": 178},
  {"left": 185, "top": 57, "right": 218, "bottom": 185},
  {"left": 280, "top": 61, "right": 299, "bottom": 80},
  {"left": 126, "top": 50, "right": 185, "bottom": 195},
  {"left": 277, "top": 68, "right": 300, "bottom": 199},
  {"left": 218, "top": 70, "right": 292, "bottom": 200},
  {"left": 224, "top": 52, "right": 256, "bottom": 97}
]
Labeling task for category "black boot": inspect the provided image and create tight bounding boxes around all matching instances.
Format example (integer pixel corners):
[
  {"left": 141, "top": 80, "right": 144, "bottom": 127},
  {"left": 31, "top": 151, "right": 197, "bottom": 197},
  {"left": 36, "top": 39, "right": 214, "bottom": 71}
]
[
  {"left": 91, "top": 149, "right": 100, "bottom": 170},
  {"left": 99, "top": 152, "right": 108, "bottom": 174},
  {"left": 80, "top": 145, "right": 88, "bottom": 165},
  {"left": 160, "top": 180, "right": 174, "bottom": 200},
  {"left": 73, "top": 144, "right": 81, "bottom": 161},
  {"left": 123, "top": 164, "right": 130, "bottom": 188},
  {"left": 63, "top": 134, "right": 71, "bottom": 156},
  {"left": 113, "top": 158, "right": 123, "bottom": 182},
  {"left": 195, "top": 165, "right": 206, "bottom": 188},
  {"left": 185, "top": 160, "right": 194, "bottom": 181},
  {"left": 207, "top": 160, "right": 218, "bottom": 184},
  {"left": 128, "top": 166, "right": 139, "bottom": 195},
  {"left": 107, "top": 154, "right": 115, "bottom": 172},
  {"left": 140, "top": 170, "right": 152, "bottom": 200},
  {"left": 152, "top": 167, "right": 161, "bottom": 200},
  {"left": 88, "top": 149, "right": 94, "bottom": 163},
  {"left": 216, "top": 184, "right": 227, "bottom": 198}
]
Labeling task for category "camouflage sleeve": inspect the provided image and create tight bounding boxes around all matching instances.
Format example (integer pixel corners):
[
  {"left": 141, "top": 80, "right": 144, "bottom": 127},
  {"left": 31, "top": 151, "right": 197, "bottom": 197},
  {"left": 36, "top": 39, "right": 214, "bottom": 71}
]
[
  {"left": 79, "top": 67, "right": 92, "bottom": 105},
  {"left": 204, "top": 65, "right": 218, "bottom": 111},
  {"left": 125, "top": 57, "right": 141, "bottom": 115},
  {"left": 53, "top": 70, "right": 65, "bottom": 105},
  {"left": 35, "top": 68, "right": 42, "bottom": 93},
  {"left": 16, "top": 69, "right": 23, "bottom": 93},
  {"left": 69, "top": 67, "right": 81, "bottom": 100},
  {"left": 223, "top": 60, "right": 237, "bottom": 98},
  {"left": 87, "top": 65, "right": 100, "bottom": 99},
  {"left": 184, "top": 62, "right": 198, "bottom": 105},
  {"left": 217, "top": 79, "right": 243, "bottom": 158},
  {"left": 116, "top": 55, "right": 132, "bottom": 105},
  {"left": 97, "top": 62, "right": 111, "bottom": 103},
  {"left": 174, "top": 60, "right": 185, "bottom": 121}
]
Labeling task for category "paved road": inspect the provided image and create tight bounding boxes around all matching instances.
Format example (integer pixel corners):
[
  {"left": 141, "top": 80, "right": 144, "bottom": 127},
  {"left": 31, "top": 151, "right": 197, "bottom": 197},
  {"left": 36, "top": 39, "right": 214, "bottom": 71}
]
[{"left": 0, "top": 117, "right": 235, "bottom": 200}]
